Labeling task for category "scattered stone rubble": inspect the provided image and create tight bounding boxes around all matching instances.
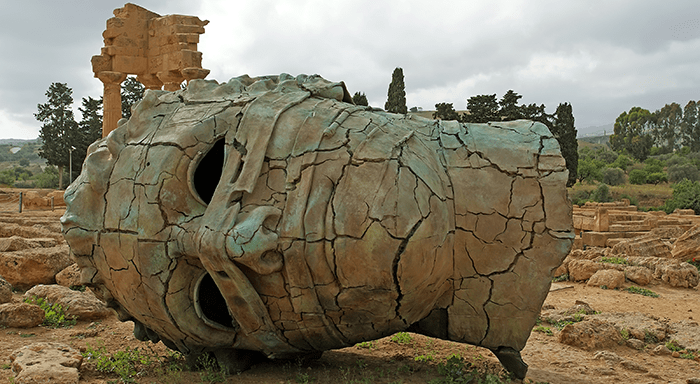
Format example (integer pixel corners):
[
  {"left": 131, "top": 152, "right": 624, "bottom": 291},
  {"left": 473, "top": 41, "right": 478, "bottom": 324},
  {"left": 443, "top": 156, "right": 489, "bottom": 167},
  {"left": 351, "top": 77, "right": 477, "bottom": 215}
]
[
  {"left": 541, "top": 302, "right": 700, "bottom": 363},
  {"left": 560, "top": 200, "right": 700, "bottom": 289},
  {"left": 0, "top": 209, "right": 113, "bottom": 382}
]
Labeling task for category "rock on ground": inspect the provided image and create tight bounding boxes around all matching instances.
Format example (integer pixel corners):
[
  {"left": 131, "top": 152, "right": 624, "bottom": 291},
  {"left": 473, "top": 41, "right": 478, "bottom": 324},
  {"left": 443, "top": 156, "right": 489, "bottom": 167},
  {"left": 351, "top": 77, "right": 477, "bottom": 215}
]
[
  {"left": 568, "top": 259, "right": 604, "bottom": 281},
  {"left": 0, "top": 303, "right": 44, "bottom": 328},
  {"left": 591, "top": 312, "right": 668, "bottom": 343},
  {"left": 587, "top": 269, "right": 625, "bottom": 289},
  {"left": 624, "top": 266, "right": 653, "bottom": 286},
  {"left": 24, "top": 284, "right": 112, "bottom": 321},
  {"left": 672, "top": 224, "right": 700, "bottom": 261},
  {"left": 0, "top": 245, "right": 72, "bottom": 289},
  {"left": 558, "top": 319, "right": 623, "bottom": 350},
  {"left": 55, "top": 264, "right": 81, "bottom": 288},
  {"left": 611, "top": 236, "right": 672, "bottom": 258},
  {"left": 10, "top": 342, "right": 82, "bottom": 384},
  {"left": 0, "top": 274, "right": 12, "bottom": 304},
  {"left": 0, "top": 236, "right": 57, "bottom": 252}
]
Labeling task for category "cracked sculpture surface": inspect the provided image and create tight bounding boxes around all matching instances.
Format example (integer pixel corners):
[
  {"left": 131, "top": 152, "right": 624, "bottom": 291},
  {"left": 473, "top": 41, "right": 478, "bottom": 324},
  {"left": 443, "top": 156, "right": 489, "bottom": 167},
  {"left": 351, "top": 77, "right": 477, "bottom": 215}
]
[{"left": 61, "top": 74, "right": 573, "bottom": 379}]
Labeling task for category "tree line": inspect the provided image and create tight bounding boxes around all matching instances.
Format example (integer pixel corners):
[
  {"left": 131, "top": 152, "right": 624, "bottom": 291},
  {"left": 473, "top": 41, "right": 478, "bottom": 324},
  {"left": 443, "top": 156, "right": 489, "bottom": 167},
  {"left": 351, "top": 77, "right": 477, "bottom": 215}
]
[
  {"left": 351, "top": 67, "right": 579, "bottom": 186},
  {"left": 610, "top": 101, "right": 700, "bottom": 162}
]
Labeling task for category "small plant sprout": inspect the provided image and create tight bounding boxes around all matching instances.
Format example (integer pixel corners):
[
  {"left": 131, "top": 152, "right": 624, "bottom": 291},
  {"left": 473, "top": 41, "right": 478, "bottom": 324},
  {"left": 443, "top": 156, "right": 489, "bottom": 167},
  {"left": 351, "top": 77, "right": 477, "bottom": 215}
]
[
  {"left": 389, "top": 332, "right": 413, "bottom": 345},
  {"left": 626, "top": 286, "right": 660, "bottom": 297}
]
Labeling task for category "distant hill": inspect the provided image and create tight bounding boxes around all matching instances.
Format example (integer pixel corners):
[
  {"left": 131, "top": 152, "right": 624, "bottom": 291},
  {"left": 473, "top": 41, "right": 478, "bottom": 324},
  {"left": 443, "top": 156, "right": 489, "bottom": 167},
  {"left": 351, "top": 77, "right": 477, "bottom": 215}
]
[
  {"left": 0, "top": 138, "right": 39, "bottom": 146},
  {"left": 577, "top": 123, "right": 614, "bottom": 138}
]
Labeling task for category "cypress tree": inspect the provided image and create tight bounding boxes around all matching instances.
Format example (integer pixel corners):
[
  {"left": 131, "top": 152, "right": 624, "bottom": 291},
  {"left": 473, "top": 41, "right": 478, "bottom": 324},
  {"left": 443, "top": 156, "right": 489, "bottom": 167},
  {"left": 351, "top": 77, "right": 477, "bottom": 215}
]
[{"left": 385, "top": 67, "right": 407, "bottom": 114}]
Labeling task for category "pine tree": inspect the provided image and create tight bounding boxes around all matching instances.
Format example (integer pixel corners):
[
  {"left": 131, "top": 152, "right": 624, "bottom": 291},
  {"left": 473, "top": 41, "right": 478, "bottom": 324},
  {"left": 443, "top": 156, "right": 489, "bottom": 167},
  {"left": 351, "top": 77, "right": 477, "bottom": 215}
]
[
  {"left": 35, "top": 82, "right": 79, "bottom": 189},
  {"left": 385, "top": 67, "right": 407, "bottom": 114},
  {"left": 462, "top": 94, "right": 499, "bottom": 123},
  {"left": 551, "top": 103, "right": 578, "bottom": 186},
  {"left": 122, "top": 76, "right": 145, "bottom": 119},
  {"left": 498, "top": 90, "right": 523, "bottom": 121},
  {"left": 610, "top": 107, "right": 653, "bottom": 161},
  {"left": 433, "top": 102, "right": 460, "bottom": 121},
  {"left": 352, "top": 92, "right": 369, "bottom": 106}
]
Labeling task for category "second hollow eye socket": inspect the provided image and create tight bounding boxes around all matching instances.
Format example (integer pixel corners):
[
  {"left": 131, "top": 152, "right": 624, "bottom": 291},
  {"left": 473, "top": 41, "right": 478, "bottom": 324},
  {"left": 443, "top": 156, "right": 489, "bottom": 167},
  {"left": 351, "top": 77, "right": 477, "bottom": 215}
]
[{"left": 193, "top": 139, "right": 225, "bottom": 205}]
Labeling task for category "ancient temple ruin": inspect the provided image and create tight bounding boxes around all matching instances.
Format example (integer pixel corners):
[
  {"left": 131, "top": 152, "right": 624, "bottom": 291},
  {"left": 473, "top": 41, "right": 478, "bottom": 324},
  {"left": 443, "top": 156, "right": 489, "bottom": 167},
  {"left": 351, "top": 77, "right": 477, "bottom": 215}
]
[{"left": 91, "top": 3, "right": 209, "bottom": 137}]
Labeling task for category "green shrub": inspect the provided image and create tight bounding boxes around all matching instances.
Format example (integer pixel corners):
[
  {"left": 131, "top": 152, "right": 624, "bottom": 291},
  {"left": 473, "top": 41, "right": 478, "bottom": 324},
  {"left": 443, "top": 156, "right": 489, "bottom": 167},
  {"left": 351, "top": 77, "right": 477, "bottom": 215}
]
[
  {"left": 570, "top": 190, "right": 590, "bottom": 206},
  {"left": 629, "top": 169, "right": 648, "bottom": 185},
  {"left": 601, "top": 167, "right": 625, "bottom": 186},
  {"left": 668, "top": 163, "right": 700, "bottom": 183},
  {"left": 23, "top": 296, "right": 76, "bottom": 328},
  {"left": 590, "top": 184, "right": 612, "bottom": 203},
  {"left": 390, "top": 332, "right": 413, "bottom": 344},
  {"left": 646, "top": 172, "right": 668, "bottom": 184},
  {"left": 664, "top": 179, "right": 700, "bottom": 214}
]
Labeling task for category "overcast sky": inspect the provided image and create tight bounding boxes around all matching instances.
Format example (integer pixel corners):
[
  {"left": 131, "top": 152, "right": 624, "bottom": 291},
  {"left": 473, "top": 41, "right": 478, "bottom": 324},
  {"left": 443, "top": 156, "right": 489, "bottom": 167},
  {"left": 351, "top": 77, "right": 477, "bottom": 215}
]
[{"left": 1, "top": 0, "right": 699, "bottom": 140}]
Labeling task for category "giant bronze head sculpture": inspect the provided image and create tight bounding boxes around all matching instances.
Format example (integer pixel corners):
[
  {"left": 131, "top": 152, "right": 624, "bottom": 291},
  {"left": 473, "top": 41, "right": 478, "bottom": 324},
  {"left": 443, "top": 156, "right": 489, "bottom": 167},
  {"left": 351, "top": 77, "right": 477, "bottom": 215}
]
[{"left": 61, "top": 74, "right": 573, "bottom": 378}]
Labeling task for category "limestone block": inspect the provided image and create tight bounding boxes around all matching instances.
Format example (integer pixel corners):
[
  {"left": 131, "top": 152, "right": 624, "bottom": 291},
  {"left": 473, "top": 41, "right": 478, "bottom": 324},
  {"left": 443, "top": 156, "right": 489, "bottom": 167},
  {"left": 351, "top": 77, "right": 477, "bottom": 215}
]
[
  {"left": 558, "top": 319, "right": 623, "bottom": 350},
  {"left": 0, "top": 245, "right": 73, "bottom": 289},
  {"left": 0, "top": 303, "right": 44, "bottom": 328},
  {"left": 624, "top": 266, "right": 653, "bottom": 286},
  {"left": 61, "top": 74, "right": 573, "bottom": 380},
  {"left": 611, "top": 236, "right": 672, "bottom": 258},
  {"left": 0, "top": 275, "right": 12, "bottom": 304},
  {"left": 10, "top": 342, "right": 82, "bottom": 384},
  {"left": 671, "top": 224, "right": 700, "bottom": 261},
  {"left": 55, "top": 264, "right": 82, "bottom": 288},
  {"left": 568, "top": 259, "right": 604, "bottom": 281},
  {"left": 24, "top": 284, "right": 112, "bottom": 321},
  {"left": 587, "top": 269, "right": 625, "bottom": 289}
]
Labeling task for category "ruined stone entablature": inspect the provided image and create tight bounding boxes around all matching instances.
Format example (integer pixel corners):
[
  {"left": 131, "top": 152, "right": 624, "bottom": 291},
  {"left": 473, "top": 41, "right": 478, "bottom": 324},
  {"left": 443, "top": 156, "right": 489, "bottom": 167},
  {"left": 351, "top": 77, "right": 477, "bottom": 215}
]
[
  {"left": 91, "top": 3, "right": 209, "bottom": 137},
  {"left": 572, "top": 200, "right": 700, "bottom": 248}
]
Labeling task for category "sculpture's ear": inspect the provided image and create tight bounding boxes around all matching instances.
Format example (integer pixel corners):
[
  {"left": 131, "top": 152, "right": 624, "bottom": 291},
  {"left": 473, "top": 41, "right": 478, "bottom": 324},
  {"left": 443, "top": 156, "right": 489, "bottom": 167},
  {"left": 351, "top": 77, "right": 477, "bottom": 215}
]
[{"left": 226, "top": 205, "right": 284, "bottom": 275}]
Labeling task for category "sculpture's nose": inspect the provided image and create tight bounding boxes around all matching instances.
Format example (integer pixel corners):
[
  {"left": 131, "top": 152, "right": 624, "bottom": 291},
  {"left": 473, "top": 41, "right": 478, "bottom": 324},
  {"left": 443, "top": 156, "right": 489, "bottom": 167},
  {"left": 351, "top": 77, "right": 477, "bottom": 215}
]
[{"left": 226, "top": 205, "right": 283, "bottom": 275}]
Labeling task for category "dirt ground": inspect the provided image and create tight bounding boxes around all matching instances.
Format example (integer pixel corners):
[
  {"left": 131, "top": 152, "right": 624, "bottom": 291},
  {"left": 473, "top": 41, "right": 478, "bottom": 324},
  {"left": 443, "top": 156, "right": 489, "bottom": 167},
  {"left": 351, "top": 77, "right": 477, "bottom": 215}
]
[{"left": 1, "top": 190, "right": 699, "bottom": 384}]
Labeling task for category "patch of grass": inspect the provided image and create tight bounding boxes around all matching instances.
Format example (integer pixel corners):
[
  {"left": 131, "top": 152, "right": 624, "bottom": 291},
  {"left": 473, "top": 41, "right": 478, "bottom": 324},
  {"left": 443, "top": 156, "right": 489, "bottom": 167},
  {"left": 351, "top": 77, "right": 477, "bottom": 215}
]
[
  {"left": 680, "top": 351, "right": 698, "bottom": 360},
  {"left": 196, "top": 353, "right": 226, "bottom": 383},
  {"left": 390, "top": 332, "right": 414, "bottom": 345},
  {"left": 82, "top": 342, "right": 186, "bottom": 384},
  {"left": 19, "top": 333, "right": 36, "bottom": 338},
  {"left": 23, "top": 296, "right": 76, "bottom": 328},
  {"left": 644, "top": 329, "right": 658, "bottom": 344},
  {"left": 533, "top": 326, "right": 553, "bottom": 336},
  {"left": 414, "top": 353, "right": 435, "bottom": 362},
  {"left": 0, "top": 364, "right": 10, "bottom": 370},
  {"left": 355, "top": 341, "right": 375, "bottom": 350},
  {"left": 626, "top": 286, "right": 659, "bottom": 297},
  {"left": 429, "top": 354, "right": 511, "bottom": 384},
  {"left": 666, "top": 339, "right": 683, "bottom": 352},
  {"left": 552, "top": 274, "right": 569, "bottom": 282},
  {"left": 69, "top": 285, "right": 86, "bottom": 292},
  {"left": 620, "top": 328, "right": 630, "bottom": 341},
  {"left": 600, "top": 257, "right": 628, "bottom": 265}
]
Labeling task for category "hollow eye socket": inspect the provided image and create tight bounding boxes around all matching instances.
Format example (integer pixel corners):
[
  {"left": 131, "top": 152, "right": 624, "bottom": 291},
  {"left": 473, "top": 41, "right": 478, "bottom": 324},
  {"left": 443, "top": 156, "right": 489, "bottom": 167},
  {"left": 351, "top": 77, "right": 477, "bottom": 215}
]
[{"left": 193, "top": 139, "right": 225, "bottom": 205}]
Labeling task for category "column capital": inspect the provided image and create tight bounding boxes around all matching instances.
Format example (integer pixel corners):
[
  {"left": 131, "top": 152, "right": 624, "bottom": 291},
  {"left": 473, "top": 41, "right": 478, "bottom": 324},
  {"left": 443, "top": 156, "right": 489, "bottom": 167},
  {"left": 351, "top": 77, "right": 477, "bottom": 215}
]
[
  {"left": 97, "top": 71, "right": 127, "bottom": 85},
  {"left": 157, "top": 71, "right": 185, "bottom": 92},
  {"left": 181, "top": 67, "right": 210, "bottom": 83}
]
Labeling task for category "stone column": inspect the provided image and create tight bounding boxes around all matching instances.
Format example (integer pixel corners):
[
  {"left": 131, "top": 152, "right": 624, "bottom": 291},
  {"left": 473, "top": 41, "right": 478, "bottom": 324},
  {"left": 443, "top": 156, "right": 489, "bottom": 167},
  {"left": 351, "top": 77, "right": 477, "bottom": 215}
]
[
  {"left": 157, "top": 71, "right": 185, "bottom": 92},
  {"left": 97, "top": 71, "right": 127, "bottom": 138}
]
